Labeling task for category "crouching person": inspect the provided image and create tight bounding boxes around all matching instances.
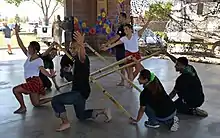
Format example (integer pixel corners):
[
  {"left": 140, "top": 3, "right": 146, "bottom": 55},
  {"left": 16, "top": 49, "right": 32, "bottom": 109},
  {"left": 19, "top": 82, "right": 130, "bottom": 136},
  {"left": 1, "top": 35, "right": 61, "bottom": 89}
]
[
  {"left": 130, "top": 69, "right": 179, "bottom": 132},
  {"left": 51, "top": 32, "right": 112, "bottom": 132}
]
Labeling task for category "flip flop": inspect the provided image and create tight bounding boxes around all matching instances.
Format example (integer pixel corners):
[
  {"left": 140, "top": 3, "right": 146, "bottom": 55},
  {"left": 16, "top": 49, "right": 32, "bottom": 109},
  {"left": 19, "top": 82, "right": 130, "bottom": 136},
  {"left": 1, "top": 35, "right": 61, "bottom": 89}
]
[{"left": 14, "top": 108, "right": 27, "bottom": 114}]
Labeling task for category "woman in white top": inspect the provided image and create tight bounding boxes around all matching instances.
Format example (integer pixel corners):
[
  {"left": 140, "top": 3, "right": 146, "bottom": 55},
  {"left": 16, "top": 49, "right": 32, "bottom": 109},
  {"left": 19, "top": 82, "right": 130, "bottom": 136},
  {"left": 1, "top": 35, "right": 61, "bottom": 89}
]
[
  {"left": 102, "top": 20, "right": 151, "bottom": 85},
  {"left": 13, "top": 25, "right": 55, "bottom": 114}
]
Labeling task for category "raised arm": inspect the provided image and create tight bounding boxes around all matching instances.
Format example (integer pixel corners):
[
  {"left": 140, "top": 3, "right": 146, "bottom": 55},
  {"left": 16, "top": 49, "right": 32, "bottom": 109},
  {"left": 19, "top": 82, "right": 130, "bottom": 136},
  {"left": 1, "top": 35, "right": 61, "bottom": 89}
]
[
  {"left": 138, "top": 16, "right": 153, "bottom": 38},
  {"left": 73, "top": 31, "right": 86, "bottom": 63},
  {"left": 102, "top": 34, "right": 120, "bottom": 47},
  {"left": 14, "top": 24, "right": 28, "bottom": 56},
  {"left": 101, "top": 40, "right": 123, "bottom": 51},
  {"left": 166, "top": 52, "right": 177, "bottom": 64},
  {"left": 41, "top": 42, "right": 56, "bottom": 57}
]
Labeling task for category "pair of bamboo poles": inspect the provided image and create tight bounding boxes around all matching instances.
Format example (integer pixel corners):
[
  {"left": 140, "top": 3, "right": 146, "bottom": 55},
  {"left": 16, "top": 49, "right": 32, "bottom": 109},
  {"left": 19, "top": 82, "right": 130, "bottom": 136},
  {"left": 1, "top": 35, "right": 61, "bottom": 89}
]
[{"left": 58, "top": 43, "right": 161, "bottom": 118}]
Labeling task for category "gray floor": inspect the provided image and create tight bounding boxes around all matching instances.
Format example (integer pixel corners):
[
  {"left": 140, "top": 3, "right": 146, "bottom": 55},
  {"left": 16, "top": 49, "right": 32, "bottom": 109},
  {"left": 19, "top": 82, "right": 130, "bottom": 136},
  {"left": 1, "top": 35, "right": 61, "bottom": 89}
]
[{"left": 0, "top": 49, "right": 220, "bottom": 138}]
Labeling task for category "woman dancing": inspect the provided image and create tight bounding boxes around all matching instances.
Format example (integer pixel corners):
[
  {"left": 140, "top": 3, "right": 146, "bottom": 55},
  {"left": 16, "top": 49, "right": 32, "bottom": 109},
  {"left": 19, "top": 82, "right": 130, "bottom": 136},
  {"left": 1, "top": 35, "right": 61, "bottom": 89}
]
[
  {"left": 12, "top": 25, "right": 55, "bottom": 114},
  {"left": 102, "top": 18, "right": 151, "bottom": 86}
]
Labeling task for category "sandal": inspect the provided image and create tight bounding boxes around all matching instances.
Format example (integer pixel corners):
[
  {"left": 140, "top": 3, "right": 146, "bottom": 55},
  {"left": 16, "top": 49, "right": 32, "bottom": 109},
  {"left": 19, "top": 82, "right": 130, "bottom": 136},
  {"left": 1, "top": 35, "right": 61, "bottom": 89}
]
[{"left": 14, "top": 108, "right": 27, "bottom": 114}]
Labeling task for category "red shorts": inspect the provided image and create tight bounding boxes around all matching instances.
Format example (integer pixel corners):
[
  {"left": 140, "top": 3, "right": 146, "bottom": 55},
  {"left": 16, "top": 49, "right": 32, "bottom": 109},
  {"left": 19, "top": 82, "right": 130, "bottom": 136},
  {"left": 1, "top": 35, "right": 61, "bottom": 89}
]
[
  {"left": 19, "top": 76, "right": 45, "bottom": 95},
  {"left": 125, "top": 51, "right": 141, "bottom": 64}
]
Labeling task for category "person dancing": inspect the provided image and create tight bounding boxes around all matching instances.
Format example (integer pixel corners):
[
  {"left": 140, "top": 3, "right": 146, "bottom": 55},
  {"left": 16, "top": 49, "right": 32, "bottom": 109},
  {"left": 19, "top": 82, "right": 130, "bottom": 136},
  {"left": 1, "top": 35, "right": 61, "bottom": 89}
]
[
  {"left": 51, "top": 31, "right": 112, "bottom": 132},
  {"left": 130, "top": 69, "right": 179, "bottom": 132},
  {"left": 12, "top": 25, "right": 55, "bottom": 114},
  {"left": 102, "top": 17, "right": 151, "bottom": 86},
  {"left": 101, "top": 12, "right": 129, "bottom": 86},
  {"left": 39, "top": 43, "right": 59, "bottom": 91}
]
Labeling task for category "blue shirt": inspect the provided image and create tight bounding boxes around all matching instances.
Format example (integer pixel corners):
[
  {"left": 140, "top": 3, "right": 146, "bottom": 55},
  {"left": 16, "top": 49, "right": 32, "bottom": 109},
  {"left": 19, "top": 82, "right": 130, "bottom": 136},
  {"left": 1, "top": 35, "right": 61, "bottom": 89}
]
[{"left": 3, "top": 26, "right": 11, "bottom": 38}]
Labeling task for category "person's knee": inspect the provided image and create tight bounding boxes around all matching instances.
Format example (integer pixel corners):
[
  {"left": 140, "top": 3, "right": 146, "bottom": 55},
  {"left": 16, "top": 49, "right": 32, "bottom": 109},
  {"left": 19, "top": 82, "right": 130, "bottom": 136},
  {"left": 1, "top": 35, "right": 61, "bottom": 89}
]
[{"left": 12, "top": 86, "right": 20, "bottom": 94}]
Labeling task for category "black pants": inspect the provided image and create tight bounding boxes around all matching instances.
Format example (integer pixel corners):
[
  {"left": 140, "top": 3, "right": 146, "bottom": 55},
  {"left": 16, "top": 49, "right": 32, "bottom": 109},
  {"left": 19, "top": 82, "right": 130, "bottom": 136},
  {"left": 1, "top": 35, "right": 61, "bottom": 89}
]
[
  {"left": 174, "top": 98, "right": 203, "bottom": 115},
  {"left": 60, "top": 68, "right": 73, "bottom": 82},
  {"left": 39, "top": 72, "right": 52, "bottom": 89}
]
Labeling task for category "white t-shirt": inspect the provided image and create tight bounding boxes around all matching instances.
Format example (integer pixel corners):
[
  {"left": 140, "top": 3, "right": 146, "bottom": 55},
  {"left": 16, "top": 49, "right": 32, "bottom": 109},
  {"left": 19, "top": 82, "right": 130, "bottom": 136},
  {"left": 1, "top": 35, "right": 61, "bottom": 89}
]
[
  {"left": 120, "top": 32, "right": 139, "bottom": 53},
  {"left": 24, "top": 54, "right": 44, "bottom": 79}
]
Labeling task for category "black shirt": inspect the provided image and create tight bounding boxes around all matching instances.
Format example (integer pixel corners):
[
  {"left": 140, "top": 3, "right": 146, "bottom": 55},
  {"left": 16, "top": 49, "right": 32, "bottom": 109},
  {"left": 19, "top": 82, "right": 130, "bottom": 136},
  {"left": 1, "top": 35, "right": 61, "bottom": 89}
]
[
  {"left": 60, "top": 53, "right": 74, "bottom": 69},
  {"left": 71, "top": 55, "right": 91, "bottom": 99},
  {"left": 40, "top": 55, "right": 54, "bottom": 69},
  {"left": 115, "top": 24, "right": 126, "bottom": 51},
  {"left": 140, "top": 77, "right": 176, "bottom": 118},
  {"left": 174, "top": 65, "right": 204, "bottom": 106}
]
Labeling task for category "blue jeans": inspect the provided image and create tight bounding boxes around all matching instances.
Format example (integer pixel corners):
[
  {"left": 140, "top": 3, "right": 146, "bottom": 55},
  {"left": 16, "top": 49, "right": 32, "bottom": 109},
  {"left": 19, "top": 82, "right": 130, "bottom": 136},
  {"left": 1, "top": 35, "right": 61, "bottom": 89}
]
[
  {"left": 51, "top": 91, "right": 93, "bottom": 121},
  {"left": 145, "top": 105, "right": 176, "bottom": 123}
]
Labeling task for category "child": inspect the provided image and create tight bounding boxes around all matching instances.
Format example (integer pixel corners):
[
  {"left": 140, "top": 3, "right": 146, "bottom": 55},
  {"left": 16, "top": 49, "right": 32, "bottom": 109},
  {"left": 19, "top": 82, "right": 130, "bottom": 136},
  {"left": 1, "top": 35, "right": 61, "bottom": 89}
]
[{"left": 129, "top": 69, "right": 179, "bottom": 132}]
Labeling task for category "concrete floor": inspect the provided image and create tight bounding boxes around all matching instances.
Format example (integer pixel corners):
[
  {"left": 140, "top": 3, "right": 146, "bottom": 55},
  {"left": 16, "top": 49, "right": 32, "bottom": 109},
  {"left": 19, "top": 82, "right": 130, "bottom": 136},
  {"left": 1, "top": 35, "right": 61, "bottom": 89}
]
[{"left": 0, "top": 49, "right": 220, "bottom": 138}]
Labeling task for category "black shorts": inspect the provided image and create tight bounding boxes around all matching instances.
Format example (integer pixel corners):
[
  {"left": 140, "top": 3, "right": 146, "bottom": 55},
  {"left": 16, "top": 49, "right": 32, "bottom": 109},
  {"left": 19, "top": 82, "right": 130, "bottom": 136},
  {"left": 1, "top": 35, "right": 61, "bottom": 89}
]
[{"left": 115, "top": 48, "right": 125, "bottom": 67}]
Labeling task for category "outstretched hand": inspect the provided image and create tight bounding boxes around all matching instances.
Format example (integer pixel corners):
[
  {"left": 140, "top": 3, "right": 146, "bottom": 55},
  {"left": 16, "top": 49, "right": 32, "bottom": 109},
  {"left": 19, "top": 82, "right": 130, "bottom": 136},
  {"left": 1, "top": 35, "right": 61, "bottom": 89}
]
[{"left": 49, "top": 71, "right": 56, "bottom": 78}]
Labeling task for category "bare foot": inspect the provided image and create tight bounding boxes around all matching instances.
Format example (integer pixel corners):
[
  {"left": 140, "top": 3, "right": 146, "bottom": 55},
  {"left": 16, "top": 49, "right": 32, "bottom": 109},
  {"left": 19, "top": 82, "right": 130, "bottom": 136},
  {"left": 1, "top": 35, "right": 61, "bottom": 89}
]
[
  {"left": 116, "top": 81, "right": 124, "bottom": 86},
  {"left": 14, "top": 107, "right": 27, "bottom": 114},
  {"left": 103, "top": 108, "right": 112, "bottom": 123},
  {"left": 56, "top": 122, "right": 70, "bottom": 132}
]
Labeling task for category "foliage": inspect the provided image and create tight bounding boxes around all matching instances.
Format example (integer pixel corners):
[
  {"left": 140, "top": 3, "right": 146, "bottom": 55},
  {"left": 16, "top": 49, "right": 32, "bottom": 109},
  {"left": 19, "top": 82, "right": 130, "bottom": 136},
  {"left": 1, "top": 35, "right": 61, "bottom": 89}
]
[
  {"left": 145, "top": 2, "right": 172, "bottom": 21},
  {"left": 4, "top": 0, "right": 64, "bottom": 25}
]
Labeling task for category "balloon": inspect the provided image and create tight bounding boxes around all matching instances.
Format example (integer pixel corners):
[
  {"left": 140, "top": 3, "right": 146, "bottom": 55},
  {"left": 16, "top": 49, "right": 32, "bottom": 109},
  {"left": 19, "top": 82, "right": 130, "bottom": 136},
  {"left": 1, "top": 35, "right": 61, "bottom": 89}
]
[
  {"left": 74, "top": 17, "right": 78, "bottom": 24},
  {"left": 101, "top": 12, "right": 106, "bottom": 18},
  {"left": 89, "top": 28, "right": 96, "bottom": 35},
  {"left": 97, "top": 16, "right": 102, "bottom": 21},
  {"left": 118, "top": 0, "right": 124, "bottom": 4},
  {"left": 79, "top": 20, "right": 83, "bottom": 25},
  {"left": 82, "top": 22, "right": 86, "bottom": 28},
  {"left": 106, "top": 26, "right": 111, "bottom": 34},
  {"left": 99, "top": 21, "right": 103, "bottom": 25}
]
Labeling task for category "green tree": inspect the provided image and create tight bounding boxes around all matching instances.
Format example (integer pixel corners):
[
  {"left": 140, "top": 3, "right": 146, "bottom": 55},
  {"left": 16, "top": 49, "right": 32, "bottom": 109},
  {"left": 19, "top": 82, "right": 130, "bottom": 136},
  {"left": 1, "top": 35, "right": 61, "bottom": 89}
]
[
  {"left": 145, "top": 2, "right": 172, "bottom": 21},
  {"left": 4, "top": 0, "right": 63, "bottom": 25}
]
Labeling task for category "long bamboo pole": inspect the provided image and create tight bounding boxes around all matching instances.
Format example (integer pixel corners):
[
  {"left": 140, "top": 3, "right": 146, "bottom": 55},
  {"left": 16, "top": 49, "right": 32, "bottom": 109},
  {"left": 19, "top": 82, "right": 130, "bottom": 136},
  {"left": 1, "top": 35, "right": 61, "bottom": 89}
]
[
  {"left": 85, "top": 43, "right": 142, "bottom": 92},
  {"left": 58, "top": 45, "right": 132, "bottom": 118},
  {"left": 94, "top": 51, "right": 161, "bottom": 80},
  {"left": 90, "top": 55, "right": 132, "bottom": 76}
]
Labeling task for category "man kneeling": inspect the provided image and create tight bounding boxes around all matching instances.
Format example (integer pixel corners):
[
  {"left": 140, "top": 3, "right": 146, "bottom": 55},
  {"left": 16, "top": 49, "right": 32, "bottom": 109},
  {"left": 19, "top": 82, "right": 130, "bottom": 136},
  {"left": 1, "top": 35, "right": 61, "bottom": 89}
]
[
  {"left": 166, "top": 52, "right": 208, "bottom": 117},
  {"left": 130, "top": 69, "right": 179, "bottom": 132},
  {"left": 51, "top": 32, "right": 112, "bottom": 132}
]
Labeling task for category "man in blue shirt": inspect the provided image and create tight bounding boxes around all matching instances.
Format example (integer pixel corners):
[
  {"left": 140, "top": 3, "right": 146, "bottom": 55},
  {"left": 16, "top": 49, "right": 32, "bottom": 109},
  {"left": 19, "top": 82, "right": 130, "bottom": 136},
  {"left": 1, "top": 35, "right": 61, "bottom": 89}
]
[{"left": 3, "top": 22, "right": 13, "bottom": 54}]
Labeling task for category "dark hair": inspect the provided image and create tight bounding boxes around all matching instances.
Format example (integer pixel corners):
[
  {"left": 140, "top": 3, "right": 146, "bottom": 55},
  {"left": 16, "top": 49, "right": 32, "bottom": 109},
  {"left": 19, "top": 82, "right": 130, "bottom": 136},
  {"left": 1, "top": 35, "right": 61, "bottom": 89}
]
[
  {"left": 124, "top": 24, "right": 133, "bottom": 29},
  {"left": 140, "top": 69, "right": 151, "bottom": 80},
  {"left": 120, "top": 12, "right": 127, "bottom": 19},
  {"left": 140, "top": 69, "right": 163, "bottom": 95},
  {"left": 30, "top": 41, "right": 40, "bottom": 53},
  {"left": 177, "top": 57, "right": 188, "bottom": 66}
]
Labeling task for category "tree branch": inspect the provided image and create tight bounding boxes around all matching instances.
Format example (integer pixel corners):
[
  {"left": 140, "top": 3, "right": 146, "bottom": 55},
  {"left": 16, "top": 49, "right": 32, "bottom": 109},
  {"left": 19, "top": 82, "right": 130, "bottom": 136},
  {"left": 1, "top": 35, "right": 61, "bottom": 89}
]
[{"left": 48, "top": 2, "right": 60, "bottom": 20}]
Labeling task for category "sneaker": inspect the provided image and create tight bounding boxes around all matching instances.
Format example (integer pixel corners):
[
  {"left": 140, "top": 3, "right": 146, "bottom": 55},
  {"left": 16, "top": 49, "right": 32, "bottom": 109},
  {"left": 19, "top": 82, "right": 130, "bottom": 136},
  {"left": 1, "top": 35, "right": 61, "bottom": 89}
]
[
  {"left": 170, "top": 116, "right": 179, "bottom": 132},
  {"left": 144, "top": 121, "right": 160, "bottom": 128},
  {"left": 193, "top": 108, "right": 208, "bottom": 117},
  {"left": 103, "top": 108, "right": 112, "bottom": 123}
]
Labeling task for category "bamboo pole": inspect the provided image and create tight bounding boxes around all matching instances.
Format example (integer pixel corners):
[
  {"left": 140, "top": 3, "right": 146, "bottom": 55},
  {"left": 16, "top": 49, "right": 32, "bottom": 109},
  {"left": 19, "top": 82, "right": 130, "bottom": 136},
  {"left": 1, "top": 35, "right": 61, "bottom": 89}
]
[
  {"left": 94, "top": 51, "right": 161, "bottom": 80},
  {"left": 58, "top": 45, "right": 132, "bottom": 118},
  {"left": 86, "top": 43, "right": 142, "bottom": 92},
  {"left": 90, "top": 55, "right": 132, "bottom": 76},
  {"left": 90, "top": 76, "right": 132, "bottom": 118}
]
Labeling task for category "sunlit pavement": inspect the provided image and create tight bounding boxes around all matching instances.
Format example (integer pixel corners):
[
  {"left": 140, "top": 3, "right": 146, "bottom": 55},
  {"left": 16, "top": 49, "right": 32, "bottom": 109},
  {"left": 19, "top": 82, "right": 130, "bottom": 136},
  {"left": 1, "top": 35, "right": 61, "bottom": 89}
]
[{"left": 0, "top": 49, "right": 220, "bottom": 138}]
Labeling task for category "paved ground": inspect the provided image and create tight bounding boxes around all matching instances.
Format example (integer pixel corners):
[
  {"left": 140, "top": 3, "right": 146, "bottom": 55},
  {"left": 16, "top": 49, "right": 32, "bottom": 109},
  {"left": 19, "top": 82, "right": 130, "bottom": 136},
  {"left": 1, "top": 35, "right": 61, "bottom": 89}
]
[{"left": 0, "top": 49, "right": 220, "bottom": 138}]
